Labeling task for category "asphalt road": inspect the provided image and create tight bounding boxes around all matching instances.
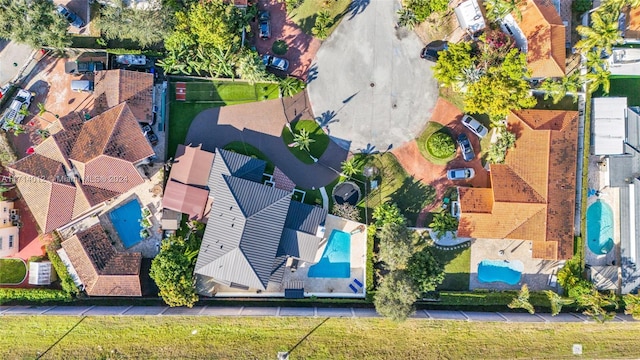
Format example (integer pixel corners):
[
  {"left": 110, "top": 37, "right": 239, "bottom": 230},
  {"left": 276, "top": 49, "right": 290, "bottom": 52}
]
[
  {"left": 0, "top": 305, "right": 636, "bottom": 322},
  {"left": 307, "top": 0, "right": 439, "bottom": 153},
  {"left": 0, "top": 40, "right": 34, "bottom": 85}
]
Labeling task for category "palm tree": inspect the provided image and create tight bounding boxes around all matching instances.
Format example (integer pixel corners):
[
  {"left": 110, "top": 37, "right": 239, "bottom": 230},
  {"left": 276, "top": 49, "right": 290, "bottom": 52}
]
[
  {"left": 577, "top": 290, "right": 619, "bottom": 323},
  {"left": 429, "top": 212, "right": 459, "bottom": 237},
  {"left": 484, "top": 0, "right": 525, "bottom": 22},
  {"left": 35, "top": 129, "right": 50, "bottom": 140},
  {"left": 292, "top": 128, "right": 315, "bottom": 152},
  {"left": 544, "top": 290, "right": 575, "bottom": 316},
  {"left": 341, "top": 158, "right": 358, "bottom": 177},
  {"left": 540, "top": 73, "right": 581, "bottom": 104},
  {"left": 397, "top": 8, "right": 418, "bottom": 30},
  {"left": 623, "top": 293, "right": 640, "bottom": 320},
  {"left": 508, "top": 284, "right": 535, "bottom": 314},
  {"left": 575, "top": 11, "right": 623, "bottom": 56},
  {"left": 279, "top": 77, "right": 305, "bottom": 98},
  {"left": 18, "top": 104, "right": 29, "bottom": 118},
  {"left": 209, "top": 46, "right": 235, "bottom": 79},
  {"left": 585, "top": 69, "right": 611, "bottom": 94},
  {"left": 36, "top": 103, "right": 58, "bottom": 121}
]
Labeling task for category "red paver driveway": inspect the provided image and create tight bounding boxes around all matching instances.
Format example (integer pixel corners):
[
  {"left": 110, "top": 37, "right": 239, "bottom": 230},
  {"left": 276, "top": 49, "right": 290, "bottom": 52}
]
[
  {"left": 252, "top": 0, "right": 321, "bottom": 79},
  {"left": 393, "top": 98, "right": 491, "bottom": 226}
]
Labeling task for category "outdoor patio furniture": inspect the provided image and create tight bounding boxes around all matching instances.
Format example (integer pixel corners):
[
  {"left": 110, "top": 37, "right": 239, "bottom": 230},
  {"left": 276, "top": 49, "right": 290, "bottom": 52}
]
[
  {"left": 353, "top": 279, "right": 363, "bottom": 288},
  {"left": 348, "top": 284, "right": 358, "bottom": 293}
]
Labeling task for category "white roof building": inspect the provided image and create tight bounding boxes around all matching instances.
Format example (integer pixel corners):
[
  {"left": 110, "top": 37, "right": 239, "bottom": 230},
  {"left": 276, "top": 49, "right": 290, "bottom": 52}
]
[{"left": 592, "top": 97, "right": 628, "bottom": 155}]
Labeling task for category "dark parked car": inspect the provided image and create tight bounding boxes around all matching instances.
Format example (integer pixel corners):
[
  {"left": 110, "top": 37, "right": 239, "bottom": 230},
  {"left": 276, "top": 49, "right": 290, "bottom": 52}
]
[
  {"left": 141, "top": 124, "right": 158, "bottom": 146},
  {"left": 56, "top": 5, "right": 84, "bottom": 28},
  {"left": 457, "top": 133, "right": 475, "bottom": 162},
  {"left": 420, "top": 40, "right": 448, "bottom": 62},
  {"left": 259, "top": 11, "right": 271, "bottom": 39},
  {"left": 262, "top": 55, "right": 289, "bottom": 71}
]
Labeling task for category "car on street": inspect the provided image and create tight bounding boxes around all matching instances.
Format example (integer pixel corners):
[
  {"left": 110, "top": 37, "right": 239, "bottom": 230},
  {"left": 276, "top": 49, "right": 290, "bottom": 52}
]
[
  {"left": 447, "top": 168, "right": 475, "bottom": 181},
  {"left": 461, "top": 114, "right": 489, "bottom": 138},
  {"left": 259, "top": 11, "right": 271, "bottom": 39},
  {"left": 56, "top": 5, "right": 84, "bottom": 28},
  {"left": 420, "top": 40, "right": 448, "bottom": 62},
  {"left": 262, "top": 55, "right": 289, "bottom": 71},
  {"left": 457, "top": 133, "right": 475, "bottom": 162}
]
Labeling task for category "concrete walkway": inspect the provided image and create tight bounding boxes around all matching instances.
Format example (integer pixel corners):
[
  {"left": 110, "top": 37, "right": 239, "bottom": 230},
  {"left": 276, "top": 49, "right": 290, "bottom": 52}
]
[
  {"left": 307, "top": 0, "right": 439, "bottom": 152},
  {"left": 185, "top": 92, "right": 348, "bottom": 189},
  {"left": 0, "top": 305, "right": 636, "bottom": 322}
]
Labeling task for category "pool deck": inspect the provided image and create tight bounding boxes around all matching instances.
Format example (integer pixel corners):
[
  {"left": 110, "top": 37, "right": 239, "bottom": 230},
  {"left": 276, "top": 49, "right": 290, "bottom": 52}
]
[
  {"left": 57, "top": 163, "right": 165, "bottom": 258},
  {"left": 198, "top": 215, "right": 367, "bottom": 298},
  {"left": 469, "top": 238, "right": 562, "bottom": 291},
  {"left": 586, "top": 155, "right": 619, "bottom": 268}
]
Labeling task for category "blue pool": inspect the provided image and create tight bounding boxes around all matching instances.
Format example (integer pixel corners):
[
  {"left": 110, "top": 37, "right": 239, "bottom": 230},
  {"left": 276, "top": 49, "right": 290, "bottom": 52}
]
[
  {"left": 308, "top": 230, "right": 351, "bottom": 278},
  {"left": 478, "top": 259, "right": 523, "bottom": 285},
  {"left": 109, "top": 200, "right": 143, "bottom": 248},
  {"left": 587, "top": 200, "right": 614, "bottom": 255}
]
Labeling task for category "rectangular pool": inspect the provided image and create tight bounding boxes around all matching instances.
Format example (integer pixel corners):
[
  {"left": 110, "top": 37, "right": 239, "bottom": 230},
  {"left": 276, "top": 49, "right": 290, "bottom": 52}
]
[
  {"left": 109, "top": 200, "right": 143, "bottom": 248},
  {"left": 308, "top": 230, "right": 351, "bottom": 278}
]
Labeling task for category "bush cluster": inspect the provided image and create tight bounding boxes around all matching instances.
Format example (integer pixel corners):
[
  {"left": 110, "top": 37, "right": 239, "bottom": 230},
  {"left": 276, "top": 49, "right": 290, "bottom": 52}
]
[{"left": 0, "top": 288, "right": 71, "bottom": 305}]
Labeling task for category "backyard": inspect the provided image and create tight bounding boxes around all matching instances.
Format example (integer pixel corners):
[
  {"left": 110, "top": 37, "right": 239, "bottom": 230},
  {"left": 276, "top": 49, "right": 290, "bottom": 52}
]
[
  {"left": 431, "top": 246, "right": 471, "bottom": 291},
  {"left": 0, "top": 258, "right": 27, "bottom": 285},
  {"left": 1, "top": 316, "right": 638, "bottom": 358},
  {"left": 167, "top": 81, "right": 280, "bottom": 158},
  {"left": 594, "top": 75, "right": 640, "bottom": 106}
]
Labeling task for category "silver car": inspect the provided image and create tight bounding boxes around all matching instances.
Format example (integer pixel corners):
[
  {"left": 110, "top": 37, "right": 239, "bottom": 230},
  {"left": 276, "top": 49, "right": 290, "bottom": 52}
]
[
  {"left": 447, "top": 168, "right": 475, "bottom": 181},
  {"left": 461, "top": 115, "right": 488, "bottom": 138}
]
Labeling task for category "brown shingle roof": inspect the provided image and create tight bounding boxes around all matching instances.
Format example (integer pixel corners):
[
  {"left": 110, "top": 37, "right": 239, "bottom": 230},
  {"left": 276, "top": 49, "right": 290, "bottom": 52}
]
[
  {"left": 94, "top": 69, "right": 154, "bottom": 123},
  {"left": 458, "top": 109, "right": 578, "bottom": 260},
  {"left": 61, "top": 224, "right": 142, "bottom": 296},
  {"left": 518, "top": 0, "right": 566, "bottom": 78},
  {"left": 170, "top": 144, "right": 215, "bottom": 187}
]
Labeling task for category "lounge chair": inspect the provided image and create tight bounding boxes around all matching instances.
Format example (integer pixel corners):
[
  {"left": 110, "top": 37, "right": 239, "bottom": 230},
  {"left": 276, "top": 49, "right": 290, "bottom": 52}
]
[
  {"left": 349, "top": 284, "right": 358, "bottom": 293},
  {"left": 353, "top": 279, "right": 363, "bottom": 288}
]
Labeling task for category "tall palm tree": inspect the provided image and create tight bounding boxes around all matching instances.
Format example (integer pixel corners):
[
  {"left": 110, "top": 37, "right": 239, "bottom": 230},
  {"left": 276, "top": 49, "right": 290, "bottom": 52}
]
[
  {"left": 279, "top": 77, "right": 305, "bottom": 98},
  {"left": 508, "top": 284, "right": 535, "bottom": 314},
  {"left": 576, "top": 11, "right": 623, "bottom": 56},
  {"left": 578, "top": 290, "right": 619, "bottom": 323},
  {"left": 540, "top": 73, "right": 581, "bottom": 104},
  {"left": 292, "top": 128, "right": 315, "bottom": 152},
  {"left": 585, "top": 69, "right": 611, "bottom": 94},
  {"left": 544, "top": 290, "right": 575, "bottom": 316}
]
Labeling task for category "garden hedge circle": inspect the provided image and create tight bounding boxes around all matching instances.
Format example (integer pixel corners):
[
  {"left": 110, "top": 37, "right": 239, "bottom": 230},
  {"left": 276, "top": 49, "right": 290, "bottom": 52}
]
[
  {"left": 272, "top": 40, "right": 288, "bottom": 55},
  {"left": 426, "top": 131, "right": 455, "bottom": 159}
]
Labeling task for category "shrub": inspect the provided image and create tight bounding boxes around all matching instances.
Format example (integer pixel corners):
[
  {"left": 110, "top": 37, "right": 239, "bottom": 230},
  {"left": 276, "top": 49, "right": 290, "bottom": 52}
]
[
  {"left": 573, "top": 0, "right": 592, "bottom": 14},
  {"left": 373, "top": 270, "right": 420, "bottom": 321},
  {"left": 0, "top": 288, "right": 71, "bottom": 305},
  {"left": 47, "top": 233, "right": 79, "bottom": 296},
  {"left": 332, "top": 203, "right": 361, "bottom": 222},
  {"left": 426, "top": 131, "right": 455, "bottom": 159},
  {"left": 272, "top": 40, "right": 288, "bottom": 55},
  {"left": 406, "top": 0, "right": 448, "bottom": 22},
  {"left": 285, "top": 0, "right": 303, "bottom": 12},
  {"left": 372, "top": 203, "right": 406, "bottom": 227},
  {"left": 366, "top": 224, "right": 376, "bottom": 295}
]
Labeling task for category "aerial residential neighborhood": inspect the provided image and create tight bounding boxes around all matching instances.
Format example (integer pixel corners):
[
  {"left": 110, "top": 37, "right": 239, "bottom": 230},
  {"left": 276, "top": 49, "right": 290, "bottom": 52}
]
[{"left": 0, "top": 0, "right": 640, "bottom": 358}]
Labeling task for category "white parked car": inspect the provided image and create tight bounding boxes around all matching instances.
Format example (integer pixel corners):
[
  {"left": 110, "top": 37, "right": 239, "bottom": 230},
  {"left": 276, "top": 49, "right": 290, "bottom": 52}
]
[
  {"left": 461, "top": 114, "right": 488, "bottom": 138},
  {"left": 1, "top": 89, "right": 34, "bottom": 130},
  {"left": 115, "top": 54, "right": 147, "bottom": 66},
  {"left": 447, "top": 168, "right": 475, "bottom": 181}
]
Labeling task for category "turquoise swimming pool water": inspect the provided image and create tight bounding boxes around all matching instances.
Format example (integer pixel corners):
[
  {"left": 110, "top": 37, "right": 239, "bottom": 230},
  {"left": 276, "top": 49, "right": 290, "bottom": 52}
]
[
  {"left": 308, "top": 230, "right": 351, "bottom": 278},
  {"left": 478, "top": 259, "right": 524, "bottom": 285},
  {"left": 587, "top": 200, "right": 614, "bottom": 255},
  {"left": 109, "top": 200, "right": 143, "bottom": 249}
]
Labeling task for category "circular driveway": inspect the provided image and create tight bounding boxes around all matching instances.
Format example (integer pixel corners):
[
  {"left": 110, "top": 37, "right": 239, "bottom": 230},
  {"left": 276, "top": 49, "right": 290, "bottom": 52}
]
[{"left": 307, "top": 0, "right": 439, "bottom": 152}]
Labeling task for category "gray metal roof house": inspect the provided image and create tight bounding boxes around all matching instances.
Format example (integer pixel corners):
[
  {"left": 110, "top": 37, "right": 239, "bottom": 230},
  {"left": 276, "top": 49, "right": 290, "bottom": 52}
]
[{"left": 194, "top": 149, "right": 327, "bottom": 292}]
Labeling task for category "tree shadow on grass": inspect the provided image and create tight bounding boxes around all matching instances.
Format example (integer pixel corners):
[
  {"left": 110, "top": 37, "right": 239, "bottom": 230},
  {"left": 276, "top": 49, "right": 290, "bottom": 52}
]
[{"left": 389, "top": 177, "right": 436, "bottom": 226}]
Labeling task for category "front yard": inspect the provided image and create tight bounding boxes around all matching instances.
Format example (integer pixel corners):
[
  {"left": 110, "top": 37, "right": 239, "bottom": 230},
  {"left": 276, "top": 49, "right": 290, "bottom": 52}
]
[
  {"left": 281, "top": 119, "right": 330, "bottom": 164},
  {"left": 0, "top": 258, "right": 27, "bottom": 285},
  {"left": 167, "top": 81, "right": 280, "bottom": 158},
  {"left": 288, "top": 0, "right": 352, "bottom": 35}
]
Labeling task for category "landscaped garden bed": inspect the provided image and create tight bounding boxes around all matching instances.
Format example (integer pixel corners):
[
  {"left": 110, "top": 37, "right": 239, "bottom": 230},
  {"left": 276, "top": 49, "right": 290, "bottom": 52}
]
[
  {"left": 281, "top": 120, "right": 330, "bottom": 164},
  {"left": 416, "top": 122, "right": 456, "bottom": 165},
  {"left": 0, "top": 258, "right": 27, "bottom": 285}
]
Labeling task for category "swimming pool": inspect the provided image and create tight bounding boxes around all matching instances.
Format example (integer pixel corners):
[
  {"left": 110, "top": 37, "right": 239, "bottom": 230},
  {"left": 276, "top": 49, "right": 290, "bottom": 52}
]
[
  {"left": 308, "top": 230, "right": 351, "bottom": 278},
  {"left": 587, "top": 200, "right": 614, "bottom": 255},
  {"left": 477, "top": 259, "right": 523, "bottom": 285},
  {"left": 109, "top": 200, "right": 144, "bottom": 248}
]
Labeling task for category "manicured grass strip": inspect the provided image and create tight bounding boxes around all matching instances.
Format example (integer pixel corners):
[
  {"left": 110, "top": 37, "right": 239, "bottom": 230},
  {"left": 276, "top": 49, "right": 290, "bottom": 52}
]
[
  {"left": 281, "top": 120, "right": 329, "bottom": 164},
  {"left": 0, "top": 258, "right": 27, "bottom": 284},
  {"left": 288, "top": 0, "right": 352, "bottom": 36},
  {"left": 1, "top": 316, "right": 639, "bottom": 359},
  {"left": 166, "top": 81, "right": 279, "bottom": 158},
  {"left": 594, "top": 76, "right": 640, "bottom": 106},
  {"left": 431, "top": 246, "right": 471, "bottom": 291},
  {"left": 416, "top": 122, "right": 456, "bottom": 165}
]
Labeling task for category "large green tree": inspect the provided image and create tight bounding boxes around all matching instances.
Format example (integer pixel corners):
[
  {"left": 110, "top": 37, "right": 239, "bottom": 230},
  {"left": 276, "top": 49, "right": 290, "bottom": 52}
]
[
  {"left": 377, "top": 223, "right": 416, "bottom": 270},
  {"left": 373, "top": 270, "right": 420, "bottom": 321},
  {"left": 372, "top": 203, "right": 406, "bottom": 227},
  {"left": 433, "top": 41, "right": 475, "bottom": 90},
  {"left": 234, "top": 50, "right": 270, "bottom": 85},
  {"left": 0, "top": 0, "right": 70, "bottom": 50},
  {"left": 540, "top": 73, "right": 581, "bottom": 104},
  {"left": 150, "top": 235, "right": 201, "bottom": 307},
  {"left": 406, "top": 248, "right": 445, "bottom": 293},
  {"left": 95, "top": 0, "right": 171, "bottom": 48}
]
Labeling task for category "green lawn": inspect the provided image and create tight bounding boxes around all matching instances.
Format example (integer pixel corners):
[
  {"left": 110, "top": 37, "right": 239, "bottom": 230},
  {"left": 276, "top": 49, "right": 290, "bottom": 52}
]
[
  {"left": 288, "top": 0, "right": 352, "bottom": 36},
  {"left": 431, "top": 246, "right": 471, "bottom": 291},
  {"left": 1, "top": 316, "right": 639, "bottom": 359},
  {"left": 416, "top": 122, "right": 456, "bottom": 165},
  {"left": 167, "top": 81, "right": 279, "bottom": 158},
  {"left": 281, "top": 120, "right": 329, "bottom": 164},
  {"left": 594, "top": 75, "right": 640, "bottom": 106},
  {"left": 0, "top": 258, "right": 27, "bottom": 284}
]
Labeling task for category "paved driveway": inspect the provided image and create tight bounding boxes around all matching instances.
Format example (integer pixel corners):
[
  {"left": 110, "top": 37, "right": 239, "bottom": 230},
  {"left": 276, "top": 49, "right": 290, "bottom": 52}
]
[
  {"left": 185, "top": 92, "right": 347, "bottom": 189},
  {"left": 307, "top": 0, "right": 438, "bottom": 152}
]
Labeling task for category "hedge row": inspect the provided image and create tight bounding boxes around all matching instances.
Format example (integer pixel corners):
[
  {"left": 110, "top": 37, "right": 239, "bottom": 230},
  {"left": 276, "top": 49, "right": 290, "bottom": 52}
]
[
  {"left": 0, "top": 288, "right": 71, "bottom": 305},
  {"left": 47, "top": 232, "right": 79, "bottom": 296}
]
